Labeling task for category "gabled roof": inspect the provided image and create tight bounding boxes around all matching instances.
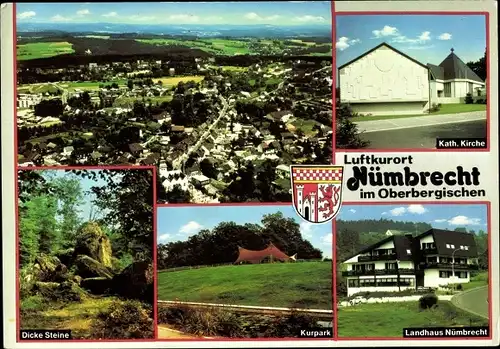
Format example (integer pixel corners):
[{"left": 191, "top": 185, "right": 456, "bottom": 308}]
[
  {"left": 438, "top": 51, "right": 484, "bottom": 83},
  {"left": 342, "top": 234, "right": 414, "bottom": 262},
  {"left": 427, "top": 63, "right": 445, "bottom": 80},
  {"left": 416, "top": 229, "right": 478, "bottom": 257},
  {"left": 338, "top": 42, "right": 429, "bottom": 71}
]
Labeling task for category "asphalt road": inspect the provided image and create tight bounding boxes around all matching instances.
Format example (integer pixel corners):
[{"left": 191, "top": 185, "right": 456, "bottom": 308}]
[
  {"left": 451, "top": 286, "right": 489, "bottom": 319},
  {"left": 360, "top": 119, "right": 487, "bottom": 149}
]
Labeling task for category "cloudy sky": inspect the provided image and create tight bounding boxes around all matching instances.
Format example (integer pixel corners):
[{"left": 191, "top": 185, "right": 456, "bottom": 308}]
[
  {"left": 157, "top": 205, "right": 333, "bottom": 258},
  {"left": 337, "top": 204, "right": 488, "bottom": 233},
  {"left": 336, "top": 14, "right": 486, "bottom": 67},
  {"left": 16, "top": 2, "right": 331, "bottom": 26}
]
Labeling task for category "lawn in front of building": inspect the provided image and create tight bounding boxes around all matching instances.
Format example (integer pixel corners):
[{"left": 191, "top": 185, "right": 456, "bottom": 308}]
[
  {"left": 337, "top": 301, "right": 488, "bottom": 338},
  {"left": 351, "top": 103, "right": 486, "bottom": 122}
]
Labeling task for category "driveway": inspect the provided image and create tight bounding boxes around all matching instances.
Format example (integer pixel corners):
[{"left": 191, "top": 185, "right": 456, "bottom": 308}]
[
  {"left": 451, "top": 286, "right": 489, "bottom": 319},
  {"left": 355, "top": 111, "right": 487, "bottom": 133},
  {"left": 360, "top": 119, "right": 486, "bottom": 149}
]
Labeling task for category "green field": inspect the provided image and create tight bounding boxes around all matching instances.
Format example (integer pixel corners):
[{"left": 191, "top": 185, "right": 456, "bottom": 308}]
[
  {"left": 114, "top": 95, "right": 173, "bottom": 107},
  {"left": 138, "top": 38, "right": 251, "bottom": 55},
  {"left": 158, "top": 262, "right": 332, "bottom": 309},
  {"left": 289, "top": 118, "right": 320, "bottom": 136},
  {"left": 17, "top": 42, "right": 74, "bottom": 61},
  {"left": 152, "top": 75, "right": 204, "bottom": 87},
  {"left": 338, "top": 301, "right": 488, "bottom": 338},
  {"left": 18, "top": 83, "right": 60, "bottom": 94},
  {"left": 352, "top": 103, "right": 487, "bottom": 122}
]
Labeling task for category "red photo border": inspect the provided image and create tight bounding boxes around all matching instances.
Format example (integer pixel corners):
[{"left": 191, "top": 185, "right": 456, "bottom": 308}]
[
  {"left": 332, "top": 11, "right": 491, "bottom": 153},
  {"left": 334, "top": 201, "right": 492, "bottom": 341}
]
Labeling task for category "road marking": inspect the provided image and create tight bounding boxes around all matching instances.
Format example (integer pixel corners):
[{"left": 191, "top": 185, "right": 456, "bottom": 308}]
[{"left": 359, "top": 117, "right": 487, "bottom": 134}]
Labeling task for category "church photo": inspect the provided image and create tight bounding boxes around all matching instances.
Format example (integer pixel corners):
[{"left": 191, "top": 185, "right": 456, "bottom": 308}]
[{"left": 335, "top": 14, "right": 488, "bottom": 150}]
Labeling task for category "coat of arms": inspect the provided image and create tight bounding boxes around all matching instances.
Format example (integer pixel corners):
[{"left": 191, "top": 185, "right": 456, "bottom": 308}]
[{"left": 290, "top": 165, "right": 344, "bottom": 224}]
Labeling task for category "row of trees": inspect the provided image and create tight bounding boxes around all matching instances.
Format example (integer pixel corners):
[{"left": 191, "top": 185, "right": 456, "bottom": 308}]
[
  {"left": 157, "top": 212, "right": 323, "bottom": 269},
  {"left": 18, "top": 169, "right": 154, "bottom": 267}
]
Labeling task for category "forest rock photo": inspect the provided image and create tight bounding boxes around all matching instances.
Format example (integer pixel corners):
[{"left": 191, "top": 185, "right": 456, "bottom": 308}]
[{"left": 18, "top": 169, "right": 155, "bottom": 339}]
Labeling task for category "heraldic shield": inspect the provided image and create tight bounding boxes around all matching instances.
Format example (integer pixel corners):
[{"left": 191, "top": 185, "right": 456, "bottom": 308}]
[{"left": 290, "top": 165, "right": 344, "bottom": 224}]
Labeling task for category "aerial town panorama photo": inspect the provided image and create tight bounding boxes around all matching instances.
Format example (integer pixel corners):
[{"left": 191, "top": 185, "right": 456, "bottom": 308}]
[{"left": 16, "top": 1, "right": 335, "bottom": 204}]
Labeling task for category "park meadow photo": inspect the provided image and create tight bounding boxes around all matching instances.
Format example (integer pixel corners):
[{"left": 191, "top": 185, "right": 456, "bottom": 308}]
[
  {"left": 17, "top": 168, "right": 155, "bottom": 340},
  {"left": 335, "top": 203, "right": 490, "bottom": 339},
  {"left": 156, "top": 204, "right": 333, "bottom": 339},
  {"left": 335, "top": 13, "right": 488, "bottom": 150}
]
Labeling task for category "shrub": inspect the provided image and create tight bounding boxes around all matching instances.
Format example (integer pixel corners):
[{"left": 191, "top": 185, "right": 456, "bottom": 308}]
[
  {"left": 335, "top": 108, "right": 370, "bottom": 148},
  {"left": 429, "top": 103, "right": 440, "bottom": 113},
  {"left": 419, "top": 293, "right": 439, "bottom": 310},
  {"left": 91, "top": 300, "right": 154, "bottom": 339},
  {"left": 457, "top": 284, "right": 463, "bottom": 291},
  {"left": 464, "top": 93, "right": 474, "bottom": 104},
  {"left": 20, "top": 295, "right": 47, "bottom": 311}
]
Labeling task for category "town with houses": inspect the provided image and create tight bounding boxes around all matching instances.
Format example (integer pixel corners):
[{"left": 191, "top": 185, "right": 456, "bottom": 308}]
[{"left": 17, "top": 56, "right": 333, "bottom": 203}]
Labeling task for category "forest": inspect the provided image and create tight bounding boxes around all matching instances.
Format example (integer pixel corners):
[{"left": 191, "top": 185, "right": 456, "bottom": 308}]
[
  {"left": 18, "top": 169, "right": 155, "bottom": 339},
  {"left": 157, "top": 212, "right": 324, "bottom": 269}
]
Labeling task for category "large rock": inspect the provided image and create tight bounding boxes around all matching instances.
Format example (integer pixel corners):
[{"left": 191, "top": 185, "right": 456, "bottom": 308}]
[
  {"left": 73, "top": 222, "right": 113, "bottom": 268},
  {"left": 112, "top": 261, "right": 153, "bottom": 303},
  {"left": 74, "top": 255, "right": 114, "bottom": 279},
  {"left": 53, "top": 281, "right": 86, "bottom": 302},
  {"left": 32, "top": 281, "right": 60, "bottom": 299},
  {"left": 81, "top": 277, "right": 113, "bottom": 295},
  {"left": 32, "top": 281, "right": 86, "bottom": 302},
  {"left": 55, "top": 248, "right": 75, "bottom": 267},
  {"left": 32, "top": 254, "right": 68, "bottom": 282}
]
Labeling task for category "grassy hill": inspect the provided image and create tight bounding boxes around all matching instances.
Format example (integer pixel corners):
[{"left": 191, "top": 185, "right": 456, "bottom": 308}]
[{"left": 157, "top": 262, "right": 332, "bottom": 309}]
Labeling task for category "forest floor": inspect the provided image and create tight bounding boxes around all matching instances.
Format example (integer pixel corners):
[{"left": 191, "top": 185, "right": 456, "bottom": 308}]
[
  {"left": 20, "top": 295, "right": 119, "bottom": 339},
  {"left": 157, "top": 262, "right": 332, "bottom": 309}
]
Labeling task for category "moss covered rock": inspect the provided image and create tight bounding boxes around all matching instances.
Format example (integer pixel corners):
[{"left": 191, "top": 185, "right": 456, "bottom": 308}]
[
  {"left": 32, "top": 282, "right": 60, "bottom": 299},
  {"left": 31, "top": 254, "right": 70, "bottom": 283},
  {"left": 112, "top": 261, "right": 153, "bottom": 303},
  {"left": 74, "top": 255, "right": 114, "bottom": 279},
  {"left": 55, "top": 248, "right": 75, "bottom": 267},
  {"left": 32, "top": 281, "right": 87, "bottom": 302},
  {"left": 53, "top": 281, "right": 87, "bottom": 302},
  {"left": 81, "top": 277, "right": 113, "bottom": 295},
  {"left": 73, "top": 222, "right": 113, "bottom": 268}
]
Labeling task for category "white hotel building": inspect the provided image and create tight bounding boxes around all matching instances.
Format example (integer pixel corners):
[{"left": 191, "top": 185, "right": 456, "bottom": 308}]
[{"left": 341, "top": 229, "right": 479, "bottom": 296}]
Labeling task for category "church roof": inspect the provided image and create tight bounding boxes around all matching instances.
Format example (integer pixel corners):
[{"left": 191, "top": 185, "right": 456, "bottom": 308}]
[{"left": 437, "top": 50, "right": 484, "bottom": 83}]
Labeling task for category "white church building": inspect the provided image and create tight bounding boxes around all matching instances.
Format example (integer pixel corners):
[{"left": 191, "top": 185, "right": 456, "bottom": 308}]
[{"left": 338, "top": 42, "right": 486, "bottom": 116}]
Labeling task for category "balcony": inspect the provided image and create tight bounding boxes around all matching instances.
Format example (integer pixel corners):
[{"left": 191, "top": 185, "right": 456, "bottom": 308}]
[
  {"left": 342, "top": 268, "right": 416, "bottom": 277},
  {"left": 422, "top": 248, "right": 438, "bottom": 255},
  {"left": 419, "top": 262, "right": 479, "bottom": 270},
  {"left": 357, "top": 253, "right": 397, "bottom": 262}
]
